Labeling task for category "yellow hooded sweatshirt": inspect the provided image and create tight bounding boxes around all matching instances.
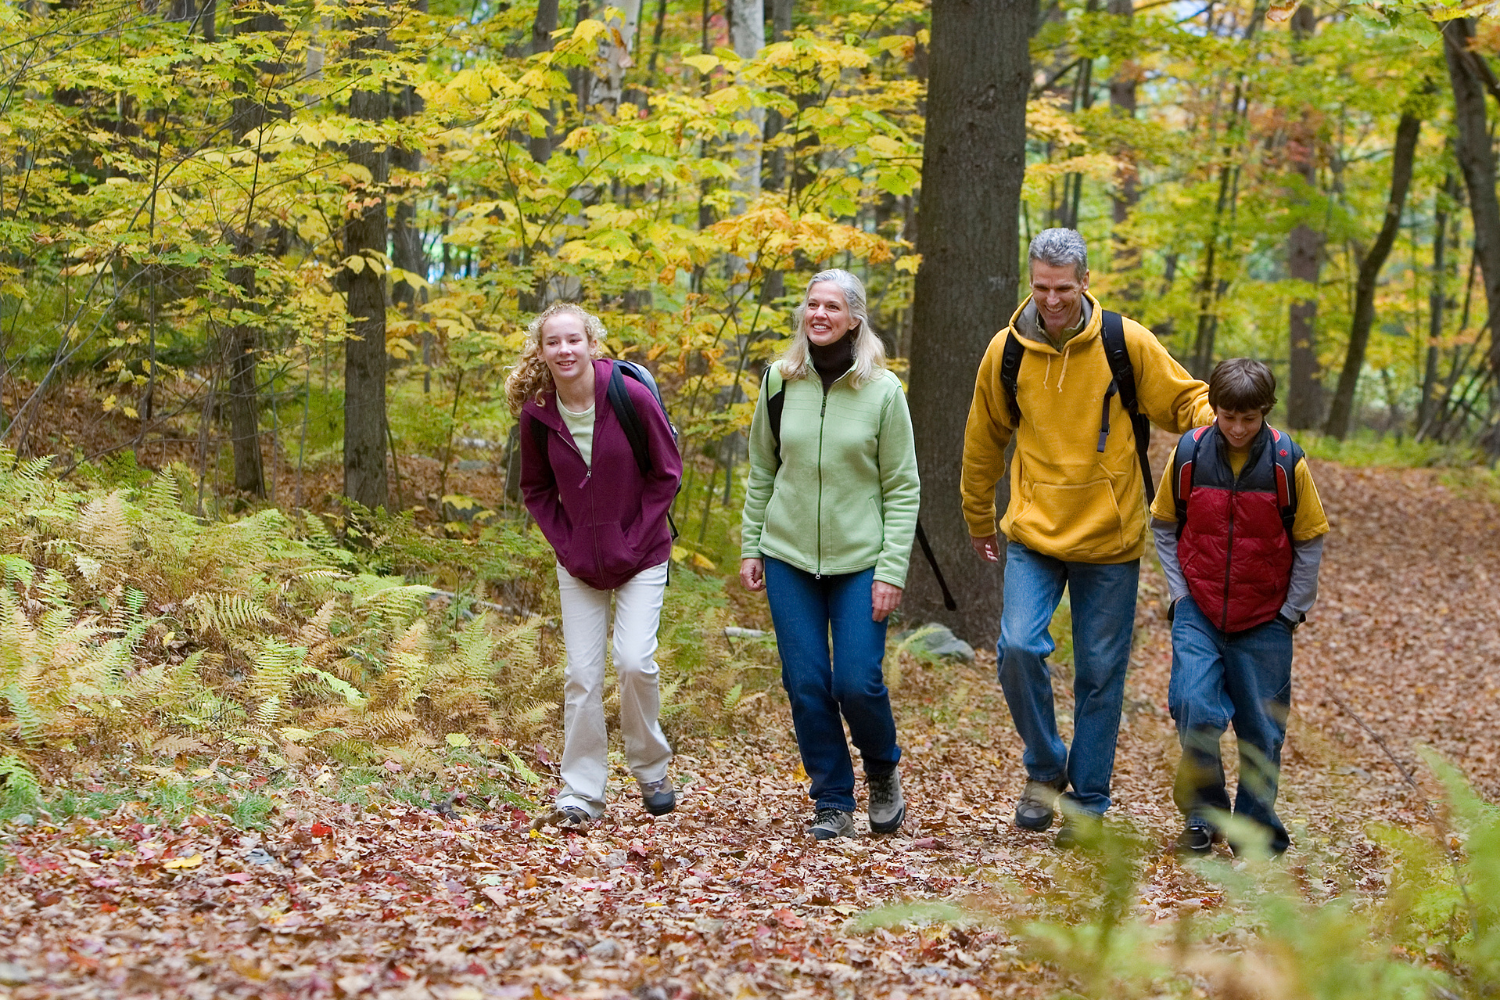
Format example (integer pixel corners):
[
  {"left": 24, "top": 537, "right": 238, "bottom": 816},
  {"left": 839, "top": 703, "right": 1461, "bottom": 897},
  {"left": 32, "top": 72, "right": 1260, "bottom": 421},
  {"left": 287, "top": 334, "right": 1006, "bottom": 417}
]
[{"left": 961, "top": 293, "right": 1212, "bottom": 564}]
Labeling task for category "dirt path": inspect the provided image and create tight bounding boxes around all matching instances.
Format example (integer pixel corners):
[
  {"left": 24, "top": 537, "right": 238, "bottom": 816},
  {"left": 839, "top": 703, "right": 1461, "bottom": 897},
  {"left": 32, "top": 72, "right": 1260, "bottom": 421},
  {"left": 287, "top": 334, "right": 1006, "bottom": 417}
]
[{"left": 0, "top": 460, "right": 1493, "bottom": 999}]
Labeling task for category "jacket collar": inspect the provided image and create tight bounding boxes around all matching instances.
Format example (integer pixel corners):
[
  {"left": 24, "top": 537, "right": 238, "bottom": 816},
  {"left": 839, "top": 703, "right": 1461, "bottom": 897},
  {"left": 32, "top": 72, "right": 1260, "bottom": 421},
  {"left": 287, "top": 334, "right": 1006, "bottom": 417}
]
[
  {"left": 524, "top": 358, "right": 613, "bottom": 432},
  {"left": 1007, "top": 292, "right": 1103, "bottom": 355}
]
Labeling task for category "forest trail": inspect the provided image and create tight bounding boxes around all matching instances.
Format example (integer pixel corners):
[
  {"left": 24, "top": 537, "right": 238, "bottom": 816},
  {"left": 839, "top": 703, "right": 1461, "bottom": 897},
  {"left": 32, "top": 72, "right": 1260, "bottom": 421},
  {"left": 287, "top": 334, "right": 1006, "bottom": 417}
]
[{"left": 0, "top": 458, "right": 1494, "bottom": 1000}]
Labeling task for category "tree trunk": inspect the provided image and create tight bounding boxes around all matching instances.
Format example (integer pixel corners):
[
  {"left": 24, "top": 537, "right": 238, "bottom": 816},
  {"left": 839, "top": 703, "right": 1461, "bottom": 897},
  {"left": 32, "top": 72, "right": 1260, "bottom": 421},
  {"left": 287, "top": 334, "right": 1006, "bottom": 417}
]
[
  {"left": 390, "top": 1, "right": 428, "bottom": 318},
  {"left": 1285, "top": 4, "right": 1324, "bottom": 430},
  {"left": 1107, "top": 0, "right": 1139, "bottom": 279},
  {"left": 529, "top": 0, "right": 560, "bottom": 164},
  {"left": 343, "top": 4, "right": 392, "bottom": 511},
  {"left": 1324, "top": 109, "right": 1422, "bottom": 439},
  {"left": 728, "top": 0, "right": 766, "bottom": 203},
  {"left": 220, "top": 0, "right": 290, "bottom": 498},
  {"left": 904, "top": 0, "right": 1032, "bottom": 643},
  {"left": 1419, "top": 173, "right": 1456, "bottom": 433},
  {"left": 596, "top": 0, "right": 642, "bottom": 116},
  {"left": 1445, "top": 17, "right": 1500, "bottom": 376}
]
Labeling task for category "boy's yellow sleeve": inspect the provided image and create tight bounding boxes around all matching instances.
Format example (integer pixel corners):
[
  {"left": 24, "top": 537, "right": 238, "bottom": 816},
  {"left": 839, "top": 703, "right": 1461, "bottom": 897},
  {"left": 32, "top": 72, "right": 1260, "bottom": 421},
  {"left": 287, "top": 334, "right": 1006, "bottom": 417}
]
[
  {"left": 1149, "top": 443, "right": 1179, "bottom": 522},
  {"left": 1292, "top": 457, "right": 1329, "bottom": 541}
]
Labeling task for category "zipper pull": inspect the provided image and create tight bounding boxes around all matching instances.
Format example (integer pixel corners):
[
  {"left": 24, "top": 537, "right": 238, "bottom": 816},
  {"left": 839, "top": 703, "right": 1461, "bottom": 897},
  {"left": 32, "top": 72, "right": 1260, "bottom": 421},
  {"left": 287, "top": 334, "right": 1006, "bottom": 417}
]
[{"left": 580, "top": 470, "right": 591, "bottom": 488}]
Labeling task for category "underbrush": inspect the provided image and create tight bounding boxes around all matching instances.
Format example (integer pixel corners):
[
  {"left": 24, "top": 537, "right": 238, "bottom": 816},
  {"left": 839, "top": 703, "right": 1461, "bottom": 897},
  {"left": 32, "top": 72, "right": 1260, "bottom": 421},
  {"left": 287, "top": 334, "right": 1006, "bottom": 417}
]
[
  {"left": 856, "top": 760, "right": 1500, "bottom": 999},
  {"left": 0, "top": 454, "right": 781, "bottom": 812}
]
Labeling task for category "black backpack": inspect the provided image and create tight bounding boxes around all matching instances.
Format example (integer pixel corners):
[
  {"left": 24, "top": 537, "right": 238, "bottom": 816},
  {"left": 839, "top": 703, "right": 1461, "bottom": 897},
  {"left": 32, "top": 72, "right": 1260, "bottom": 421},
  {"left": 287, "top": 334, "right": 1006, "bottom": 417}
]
[
  {"left": 1170, "top": 424, "right": 1302, "bottom": 540},
  {"left": 759, "top": 363, "right": 956, "bottom": 611},
  {"left": 998, "top": 310, "right": 1157, "bottom": 504}
]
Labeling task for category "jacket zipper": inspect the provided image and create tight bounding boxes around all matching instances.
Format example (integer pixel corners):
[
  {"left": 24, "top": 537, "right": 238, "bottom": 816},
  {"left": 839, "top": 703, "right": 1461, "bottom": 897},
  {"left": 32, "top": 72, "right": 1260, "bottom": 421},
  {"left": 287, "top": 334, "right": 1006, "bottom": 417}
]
[
  {"left": 548, "top": 409, "right": 599, "bottom": 577},
  {"left": 816, "top": 382, "right": 830, "bottom": 576},
  {"left": 1220, "top": 440, "right": 1249, "bottom": 632}
]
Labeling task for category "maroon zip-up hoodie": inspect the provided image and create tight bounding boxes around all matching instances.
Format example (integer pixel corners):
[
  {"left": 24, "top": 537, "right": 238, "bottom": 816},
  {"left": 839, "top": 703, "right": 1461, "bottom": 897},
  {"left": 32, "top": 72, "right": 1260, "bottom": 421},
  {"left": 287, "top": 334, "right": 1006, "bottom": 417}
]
[{"left": 519, "top": 359, "right": 683, "bottom": 591}]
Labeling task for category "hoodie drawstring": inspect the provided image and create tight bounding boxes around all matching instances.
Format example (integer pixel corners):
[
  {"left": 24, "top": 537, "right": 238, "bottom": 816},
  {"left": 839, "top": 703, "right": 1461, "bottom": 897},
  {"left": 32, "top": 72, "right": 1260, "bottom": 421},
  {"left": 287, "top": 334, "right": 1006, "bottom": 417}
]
[
  {"left": 1042, "top": 354, "right": 1053, "bottom": 389},
  {"left": 1056, "top": 341, "right": 1072, "bottom": 391}
]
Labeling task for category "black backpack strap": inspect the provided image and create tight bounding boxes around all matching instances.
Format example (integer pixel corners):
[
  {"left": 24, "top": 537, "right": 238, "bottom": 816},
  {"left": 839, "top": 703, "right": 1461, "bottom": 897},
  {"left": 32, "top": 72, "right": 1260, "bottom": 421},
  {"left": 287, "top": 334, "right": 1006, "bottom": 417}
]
[
  {"left": 1171, "top": 426, "right": 1205, "bottom": 540},
  {"left": 606, "top": 361, "right": 652, "bottom": 476},
  {"left": 1099, "top": 310, "right": 1155, "bottom": 504},
  {"left": 1270, "top": 428, "right": 1302, "bottom": 539},
  {"left": 763, "top": 363, "right": 786, "bottom": 466},
  {"left": 998, "top": 332, "right": 1024, "bottom": 425}
]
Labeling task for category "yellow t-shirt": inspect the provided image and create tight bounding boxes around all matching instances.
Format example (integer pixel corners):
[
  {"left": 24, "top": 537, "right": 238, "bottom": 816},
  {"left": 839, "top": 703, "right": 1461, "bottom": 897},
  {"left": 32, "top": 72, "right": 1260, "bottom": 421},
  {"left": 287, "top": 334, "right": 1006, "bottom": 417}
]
[{"left": 1150, "top": 439, "right": 1330, "bottom": 542}]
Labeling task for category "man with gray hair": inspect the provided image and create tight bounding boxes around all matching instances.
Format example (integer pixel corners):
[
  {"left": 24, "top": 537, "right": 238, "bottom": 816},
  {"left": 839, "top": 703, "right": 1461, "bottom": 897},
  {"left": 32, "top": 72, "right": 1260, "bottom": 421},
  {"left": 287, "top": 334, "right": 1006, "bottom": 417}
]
[{"left": 960, "top": 228, "right": 1212, "bottom": 848}]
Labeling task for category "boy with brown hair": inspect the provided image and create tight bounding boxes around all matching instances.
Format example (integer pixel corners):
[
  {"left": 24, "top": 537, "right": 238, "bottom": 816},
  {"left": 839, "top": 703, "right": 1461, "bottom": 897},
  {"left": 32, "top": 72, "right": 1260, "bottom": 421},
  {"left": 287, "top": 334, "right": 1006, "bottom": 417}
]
[{"left": 1150, "top": 358, "right": 1329, "bottom": 856}]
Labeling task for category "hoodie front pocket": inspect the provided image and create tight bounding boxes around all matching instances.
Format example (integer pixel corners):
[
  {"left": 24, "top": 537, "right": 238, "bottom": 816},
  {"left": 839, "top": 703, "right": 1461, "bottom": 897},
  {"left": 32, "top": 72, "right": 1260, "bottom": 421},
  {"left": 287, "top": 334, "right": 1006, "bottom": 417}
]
[{"left": 1013, "top": 478, "right": 1125, "bottom": 557}]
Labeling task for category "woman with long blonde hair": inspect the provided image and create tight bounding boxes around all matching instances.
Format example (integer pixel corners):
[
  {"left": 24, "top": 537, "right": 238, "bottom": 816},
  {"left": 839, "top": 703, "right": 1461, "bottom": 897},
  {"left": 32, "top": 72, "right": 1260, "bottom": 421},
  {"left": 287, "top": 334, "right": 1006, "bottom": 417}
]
[
  {"left": 507, "top": 302, "right": 683, "bottom": 830},
  {"left": 739, "top": 269, "right": 920, "bottom": 841}
]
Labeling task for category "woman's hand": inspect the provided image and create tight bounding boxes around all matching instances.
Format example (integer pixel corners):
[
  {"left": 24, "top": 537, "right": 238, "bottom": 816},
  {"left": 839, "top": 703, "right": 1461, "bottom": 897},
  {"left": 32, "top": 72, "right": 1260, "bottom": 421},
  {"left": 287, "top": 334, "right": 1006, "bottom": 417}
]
[
  {"left": 872, "top": 581, "right": 903, "bottom": 622},
  {"left": 740, "top": 558, "right": 765, "bottom": 591}
]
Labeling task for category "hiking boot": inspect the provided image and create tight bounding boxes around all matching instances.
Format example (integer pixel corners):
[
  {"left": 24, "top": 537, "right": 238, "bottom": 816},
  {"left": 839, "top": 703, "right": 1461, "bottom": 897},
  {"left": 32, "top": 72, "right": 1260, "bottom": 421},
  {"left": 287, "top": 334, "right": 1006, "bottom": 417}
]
[
  {"left": 1015, "top": 777, "right": 1068, "bottom": 831},
  {"left": 530, "top": 805, "right": 592, "bottom": 831},
  {"left": 867, "top": 769, "right": 905, "bottom": 835},
  {"left": 809, "top": 808, "right": 856, "bottom": 841},
  {"left": 1176, "top": 816, "right": 1218, "bottom": 856},
  {"left": 639, "top": 777, "right": 677, "bottom": 816},
  {"left": 1054, "top": 811, "right": 1103, "bottom": 851}
]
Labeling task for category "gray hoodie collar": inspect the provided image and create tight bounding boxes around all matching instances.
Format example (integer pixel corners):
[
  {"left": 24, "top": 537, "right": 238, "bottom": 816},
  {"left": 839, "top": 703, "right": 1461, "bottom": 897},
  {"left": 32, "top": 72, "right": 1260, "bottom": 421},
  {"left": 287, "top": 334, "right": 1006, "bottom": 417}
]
[{"left": 1016, "top": 297, "right": 1092, "bottom": 349}]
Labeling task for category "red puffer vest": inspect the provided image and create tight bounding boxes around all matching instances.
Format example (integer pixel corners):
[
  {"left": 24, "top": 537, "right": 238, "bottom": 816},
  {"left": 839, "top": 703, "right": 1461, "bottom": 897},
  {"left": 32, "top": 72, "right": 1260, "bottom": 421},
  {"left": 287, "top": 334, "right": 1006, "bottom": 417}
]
[{"left": 1173, "top": 423, "right": 1302, "bottom": 633}]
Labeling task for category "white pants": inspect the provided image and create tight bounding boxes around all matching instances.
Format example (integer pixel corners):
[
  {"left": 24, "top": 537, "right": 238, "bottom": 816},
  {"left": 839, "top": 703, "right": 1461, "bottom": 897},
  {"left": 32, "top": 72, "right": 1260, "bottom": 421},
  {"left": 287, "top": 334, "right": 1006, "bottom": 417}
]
[{"left": 555, "top": 560, "right": 672, "bottom": 817}]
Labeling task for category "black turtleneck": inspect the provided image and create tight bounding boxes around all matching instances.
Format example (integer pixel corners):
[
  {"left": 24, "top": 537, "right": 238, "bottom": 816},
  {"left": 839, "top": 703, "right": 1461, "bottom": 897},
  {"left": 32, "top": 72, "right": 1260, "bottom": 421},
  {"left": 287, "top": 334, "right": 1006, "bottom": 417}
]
[{"left": 809, "top": 331, "right": 855, "bottom": 391}]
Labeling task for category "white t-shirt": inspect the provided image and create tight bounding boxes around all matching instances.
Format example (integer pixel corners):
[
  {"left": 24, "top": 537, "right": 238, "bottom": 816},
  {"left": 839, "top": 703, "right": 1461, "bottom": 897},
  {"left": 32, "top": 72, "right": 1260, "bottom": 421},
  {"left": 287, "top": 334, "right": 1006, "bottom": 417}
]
[{"left": 559, "top": 402, "right": 595, "bottom": 468}]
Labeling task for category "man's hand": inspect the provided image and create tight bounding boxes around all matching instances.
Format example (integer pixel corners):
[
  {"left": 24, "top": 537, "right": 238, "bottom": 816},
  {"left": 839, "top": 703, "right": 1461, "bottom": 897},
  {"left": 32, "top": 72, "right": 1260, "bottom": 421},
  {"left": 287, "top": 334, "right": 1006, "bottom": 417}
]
[
  {"left": 739, "top": 558, "right": 765, "bottom": 592},
  {"left": 970, "top": 534, "right": 1000, "bottom": 563},
  {"left": 872, "top": 581, "right": 903, "bottom": 622}
]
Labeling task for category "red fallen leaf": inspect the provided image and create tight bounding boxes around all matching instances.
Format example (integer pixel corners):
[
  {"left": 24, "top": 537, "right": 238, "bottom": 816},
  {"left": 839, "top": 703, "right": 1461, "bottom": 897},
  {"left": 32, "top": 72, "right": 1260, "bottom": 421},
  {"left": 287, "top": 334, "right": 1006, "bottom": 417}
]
[
  {"left": 773, "top": 908, "right": 805, "bottom": 929},
  {"left": 910, "top": 837, "right": 941, "bottom": 850},
  {"left": 99, "top": 902, "right": 117, "bottom": 913},
  {"left": 223, "top": 873, "right": 254, "bottom": 884},
  {"left": 310, "top": 822, "right": 334, "bottom": 837},
  {"left": 382, "top": 760, "right": 403, "bottom": 774}
]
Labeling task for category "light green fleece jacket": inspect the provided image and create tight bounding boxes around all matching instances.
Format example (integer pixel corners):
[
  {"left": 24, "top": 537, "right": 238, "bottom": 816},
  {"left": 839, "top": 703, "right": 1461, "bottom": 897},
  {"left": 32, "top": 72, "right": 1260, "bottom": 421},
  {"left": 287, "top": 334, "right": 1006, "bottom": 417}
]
[{"left": 740, "top": 362, "right": 921, "bottom": 588}]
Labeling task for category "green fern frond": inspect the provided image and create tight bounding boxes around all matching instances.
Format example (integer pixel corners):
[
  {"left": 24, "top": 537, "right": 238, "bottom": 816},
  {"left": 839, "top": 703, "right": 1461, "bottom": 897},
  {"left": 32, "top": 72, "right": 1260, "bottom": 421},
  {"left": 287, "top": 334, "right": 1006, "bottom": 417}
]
[
  {"left": 1, "top": 684, "right": 43, "bottom": 746},
  {"left": 0, "top": 754, "right": 40, "bottom": 810}
]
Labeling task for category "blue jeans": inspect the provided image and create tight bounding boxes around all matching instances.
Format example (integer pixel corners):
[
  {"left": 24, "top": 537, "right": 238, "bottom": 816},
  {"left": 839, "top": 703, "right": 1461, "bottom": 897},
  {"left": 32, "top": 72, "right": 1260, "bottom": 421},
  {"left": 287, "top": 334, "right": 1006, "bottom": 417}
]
[
  {"left": 764, "top": 557, "right": 900, "bottom": 813},
  {"left": 1169, "top": 595, "right": 1293, "bottom": 853},
  {"left": 999, "top": 541, "right": 1139, "bottom": 815}
]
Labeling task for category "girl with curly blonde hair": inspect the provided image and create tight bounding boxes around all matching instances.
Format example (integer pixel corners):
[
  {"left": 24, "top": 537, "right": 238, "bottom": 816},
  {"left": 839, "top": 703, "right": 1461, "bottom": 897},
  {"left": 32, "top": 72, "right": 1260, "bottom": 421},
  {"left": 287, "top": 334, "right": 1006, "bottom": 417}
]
[{"left": 510, "top": 302, "right": 683, "bottom": 831}]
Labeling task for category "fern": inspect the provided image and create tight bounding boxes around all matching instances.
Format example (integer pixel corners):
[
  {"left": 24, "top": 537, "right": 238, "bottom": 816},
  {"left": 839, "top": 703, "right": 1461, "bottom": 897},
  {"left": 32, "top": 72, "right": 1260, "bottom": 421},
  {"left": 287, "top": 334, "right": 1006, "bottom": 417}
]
[
  {"left": 1, "top": 684, "right": 43, "bottom": 746},
  {"left": 721, "top": 683, "right": 744, "bottom": 713},
  {"left": 248, "top": 639, "right": 307, "bottom": 725},
  {"left": 0, "top": 755, "right": 40, "bottom": 811}
]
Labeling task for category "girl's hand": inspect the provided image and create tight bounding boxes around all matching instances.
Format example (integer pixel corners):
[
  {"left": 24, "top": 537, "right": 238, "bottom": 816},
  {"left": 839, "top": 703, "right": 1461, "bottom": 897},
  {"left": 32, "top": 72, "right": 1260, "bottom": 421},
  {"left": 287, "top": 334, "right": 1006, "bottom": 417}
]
[
  {"left": 872, "top": 581, "right": 903, "bottom": 622},
  {"left": 740, "top": 558, "right": 765, "bottom": 591}
]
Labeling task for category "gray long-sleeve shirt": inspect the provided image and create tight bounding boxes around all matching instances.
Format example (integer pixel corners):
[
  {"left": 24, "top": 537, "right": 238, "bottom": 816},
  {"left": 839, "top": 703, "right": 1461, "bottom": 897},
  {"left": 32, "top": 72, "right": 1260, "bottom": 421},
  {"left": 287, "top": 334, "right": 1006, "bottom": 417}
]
[{"left": 1152, "top": 518, "right": 1324, "bottom": 625}]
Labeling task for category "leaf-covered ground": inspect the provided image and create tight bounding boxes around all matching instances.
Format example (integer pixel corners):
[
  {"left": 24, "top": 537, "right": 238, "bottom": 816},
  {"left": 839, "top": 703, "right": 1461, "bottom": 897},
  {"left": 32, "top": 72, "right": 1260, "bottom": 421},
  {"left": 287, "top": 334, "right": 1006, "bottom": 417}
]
[{"left": 0, "top": 458, "right": 1494, "bottom": 999}]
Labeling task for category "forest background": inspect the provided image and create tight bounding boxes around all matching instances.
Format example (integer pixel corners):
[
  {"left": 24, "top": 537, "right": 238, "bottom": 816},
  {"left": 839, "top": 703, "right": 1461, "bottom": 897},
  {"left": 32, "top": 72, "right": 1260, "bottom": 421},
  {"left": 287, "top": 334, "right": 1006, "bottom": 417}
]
[{"left": 1, "top": 0, "right": 1500, "bottom": 996}]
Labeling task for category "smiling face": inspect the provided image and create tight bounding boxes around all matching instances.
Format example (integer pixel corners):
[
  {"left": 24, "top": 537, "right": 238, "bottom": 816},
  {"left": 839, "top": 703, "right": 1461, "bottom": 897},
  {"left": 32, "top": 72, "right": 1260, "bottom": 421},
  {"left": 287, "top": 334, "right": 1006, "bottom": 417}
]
[
  {"left": 1215, "top": 407, "right": 1265, "bottom": 449},
  {"left": 1028, "top": 260, "right": 1089, "bottom": 335},
  {"left": 539, "top": 312, "right": 594, "bottom": 388},
  {"left": 803, "top": 282, "right": 857, "bottom": 347}
]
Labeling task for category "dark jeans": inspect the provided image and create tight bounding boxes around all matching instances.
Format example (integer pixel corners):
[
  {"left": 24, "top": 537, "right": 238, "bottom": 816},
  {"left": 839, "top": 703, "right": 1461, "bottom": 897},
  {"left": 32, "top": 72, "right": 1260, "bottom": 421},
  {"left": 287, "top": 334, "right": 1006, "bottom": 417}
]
[
  {"left": 998, "top": 541, "right": 1139, "bottom": 816},
  {"left": 1169, "top": 594, "right": 1294, "bottom": 853},
  {"left": 764, "top": 557, "right": 900, "bottom": 813}
]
